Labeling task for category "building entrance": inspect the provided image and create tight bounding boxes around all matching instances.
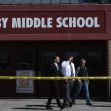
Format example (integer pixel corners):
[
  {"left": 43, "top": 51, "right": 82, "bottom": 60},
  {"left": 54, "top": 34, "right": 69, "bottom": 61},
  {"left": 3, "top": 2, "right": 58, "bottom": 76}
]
[
  {"left": 37, "top": 41, "right": 107, "bottom": 99},
  {"left": 0, "top": 41, "right": 108, "bottom": 99}
]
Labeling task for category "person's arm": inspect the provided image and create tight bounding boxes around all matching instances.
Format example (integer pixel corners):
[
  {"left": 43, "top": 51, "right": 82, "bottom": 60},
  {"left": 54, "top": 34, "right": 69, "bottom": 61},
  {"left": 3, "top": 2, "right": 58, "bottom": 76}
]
[
  {"left": 85, "top": 67, "right": 89, "bottom": 83},
  {"left": 76, "top": 67, "right": 80, "bottom": 77},
  {"left": 61, "top": 61, "right": 66, "bottom": 77},
  {"left": 61, "top": 61, "right": 69, "bottom": 77},
  {"left": 62, "top": 61, "right": 69, "bottom": 67},
  {"left": 85, "top": 67, "right": 88, "bottom": 77},
  {"left": 61, "top": 61, "right": 66, "bottom": 68},
  {"left": 61, "top": 61, "right": 68, "bottom": 83},
  {"left": 76, "top": 67, "right": 81, "bottom": 82},
  {"left": 49, "top": 64, "right": 55, "bottom": 76},
  {"left": 72, "top": 63, "right": 76, "bottom": 77}
]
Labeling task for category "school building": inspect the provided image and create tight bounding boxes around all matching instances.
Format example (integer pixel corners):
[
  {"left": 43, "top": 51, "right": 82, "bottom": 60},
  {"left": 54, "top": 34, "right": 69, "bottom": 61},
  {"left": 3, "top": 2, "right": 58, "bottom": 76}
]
[{"left": 0, "top": 0, "right": 111, "bottom": 101}]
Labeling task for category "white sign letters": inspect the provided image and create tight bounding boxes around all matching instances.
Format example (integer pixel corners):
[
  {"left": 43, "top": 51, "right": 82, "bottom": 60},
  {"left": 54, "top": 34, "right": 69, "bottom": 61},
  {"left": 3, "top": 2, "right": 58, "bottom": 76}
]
[{"left": 0, "top": 17, "right": 100, "bottom": 29}]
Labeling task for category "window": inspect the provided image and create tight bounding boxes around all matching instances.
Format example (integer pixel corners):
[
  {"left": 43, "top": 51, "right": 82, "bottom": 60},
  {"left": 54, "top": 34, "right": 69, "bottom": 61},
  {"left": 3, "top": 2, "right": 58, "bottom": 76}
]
[{"left": 0, "top": 49, "right": 10, "bottom": 70}]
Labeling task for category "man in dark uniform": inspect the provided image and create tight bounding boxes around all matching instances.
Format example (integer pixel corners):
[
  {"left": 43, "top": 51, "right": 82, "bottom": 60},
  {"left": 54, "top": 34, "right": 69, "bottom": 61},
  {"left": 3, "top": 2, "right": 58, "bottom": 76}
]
[
  {"left": 72, "top": 58, "right": 92, "bottom": 105},
  {"left": 46, "top": 56, "right": 64, "bottom": 110}
]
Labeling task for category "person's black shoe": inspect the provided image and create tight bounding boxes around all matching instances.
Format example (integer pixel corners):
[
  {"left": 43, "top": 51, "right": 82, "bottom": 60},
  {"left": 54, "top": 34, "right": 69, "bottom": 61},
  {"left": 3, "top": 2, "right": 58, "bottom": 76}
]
[
  {"left": 69, "top": 102, "right": 72, "bottom": 107},
  {"left": 72, "top": 100, "right": 75, "bottom": 105},
  {"left": 63, "top": 103, "right": 68, "bottom": 107},
  {"left": 72, "top": 101, "right": 75, "bottom": 105},
  {"left": 86, "top": 102, "right": 93, "bottom": 106},
  {"left": 60, "top": 105, "right": 65, "bottom": 110},
  {"left": 46, "top": 106, "right": 53, "bottom": 109}
]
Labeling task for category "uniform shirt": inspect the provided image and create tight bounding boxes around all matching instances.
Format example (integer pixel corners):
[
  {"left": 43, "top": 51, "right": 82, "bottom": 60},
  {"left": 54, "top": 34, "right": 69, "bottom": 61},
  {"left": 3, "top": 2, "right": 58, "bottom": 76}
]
[
  {"left": 61, "top": 61, "right": 75, "bottom": 77},
  {"left": 76, "top": 66, "right": 89, "bottom": 82},
  {"left": 76, "top": 66, "right": 88, "bottom": 77}
]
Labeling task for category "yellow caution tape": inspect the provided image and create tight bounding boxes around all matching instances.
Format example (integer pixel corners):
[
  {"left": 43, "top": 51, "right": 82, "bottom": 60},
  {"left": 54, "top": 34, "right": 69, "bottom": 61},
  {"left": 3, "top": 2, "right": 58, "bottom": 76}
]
[{"left": 0, "top": 76, "right": 111, "bottom": 80}]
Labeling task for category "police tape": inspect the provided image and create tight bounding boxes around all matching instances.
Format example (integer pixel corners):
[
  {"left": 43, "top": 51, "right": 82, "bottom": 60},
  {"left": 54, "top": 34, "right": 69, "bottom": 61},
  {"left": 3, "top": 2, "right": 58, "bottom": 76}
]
[{"left": 0, "top": 76, "right": 111, "bottom": 80}]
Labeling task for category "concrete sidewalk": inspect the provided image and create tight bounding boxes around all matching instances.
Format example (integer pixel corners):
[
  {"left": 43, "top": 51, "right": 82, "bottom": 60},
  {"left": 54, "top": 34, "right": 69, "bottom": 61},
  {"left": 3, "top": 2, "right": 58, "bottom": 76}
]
[{"left": 0, "top": 99, "right": 111, "bottom": 111}]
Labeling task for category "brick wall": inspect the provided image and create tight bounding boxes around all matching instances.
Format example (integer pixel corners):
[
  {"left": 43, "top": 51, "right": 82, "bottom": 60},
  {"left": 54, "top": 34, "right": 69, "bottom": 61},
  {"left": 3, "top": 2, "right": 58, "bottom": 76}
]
[{"left": 108, "top": 40, "right": 111, "bottom": 101}]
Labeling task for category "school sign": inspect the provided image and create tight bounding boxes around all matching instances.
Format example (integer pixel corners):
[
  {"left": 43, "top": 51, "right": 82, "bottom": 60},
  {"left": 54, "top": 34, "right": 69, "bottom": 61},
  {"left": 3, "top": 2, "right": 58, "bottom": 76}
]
[{"left": 0, "top": 11, "right": 105, "bottom": 34}]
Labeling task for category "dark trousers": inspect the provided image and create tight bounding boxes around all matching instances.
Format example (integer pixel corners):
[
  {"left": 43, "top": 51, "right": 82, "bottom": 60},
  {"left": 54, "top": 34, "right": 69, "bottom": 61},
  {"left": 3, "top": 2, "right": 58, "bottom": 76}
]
[
  {"left": 46, "top": 81, "right": 62, "bottom": 107},
  {"left": 63, "top": 80, "right": 73, "bottom": 105},
  {"left": 72, "top": 80, "right": 91, "bottom": 103}
]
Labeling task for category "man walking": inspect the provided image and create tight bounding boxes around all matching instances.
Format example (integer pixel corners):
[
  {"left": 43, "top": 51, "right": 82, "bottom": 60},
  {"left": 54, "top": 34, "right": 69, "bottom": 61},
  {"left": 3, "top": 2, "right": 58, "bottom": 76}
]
[
  {"left": 61, "top": 55, "right": 75, "bottom": 107},
  {"left": 46, "top": 56, "right": 64, "bottom": 110},
  {"left": 72, "top": 58, "right": 92, "bottom": 105}
]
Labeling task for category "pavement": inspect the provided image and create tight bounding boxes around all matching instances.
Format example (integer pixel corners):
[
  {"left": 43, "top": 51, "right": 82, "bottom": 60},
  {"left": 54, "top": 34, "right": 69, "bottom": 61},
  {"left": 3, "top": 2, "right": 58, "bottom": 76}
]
[{"left": 0, "top": 99, "right": 111, "bottom": 111}]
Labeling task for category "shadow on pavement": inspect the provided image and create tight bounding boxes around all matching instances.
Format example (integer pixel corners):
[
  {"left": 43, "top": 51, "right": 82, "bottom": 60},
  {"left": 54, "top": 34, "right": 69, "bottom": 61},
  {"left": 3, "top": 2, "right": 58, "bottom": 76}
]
[
  {"left": 12, "top": 107, "right": 46, "bottom": 110},
  {"left": 12, "top": 107, "right": 59, "bottom": 111},
  {"left": 12, "top": 104, "right": 58, "bottom": 110},
  {"left": 26, "top": 104, "right": 46, "bottom": 107},
  {"left": 26, "top": 104, "right": 56, "bottom": 107},
  {"left": 92, "top": 105, "right": 111, "bottom": 107}
]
